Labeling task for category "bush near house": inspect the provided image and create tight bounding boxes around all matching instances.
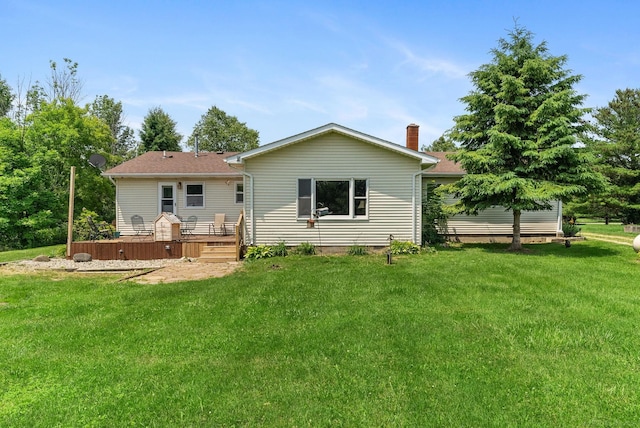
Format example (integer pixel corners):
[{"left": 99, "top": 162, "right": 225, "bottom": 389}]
[
  {"left": 244, "top": 245, "right": 274, "bottom": 260},
  {"left": 562, "top": 222, "right": 581, "bottom": 237},
  {"left": 390, "top": 240, "right": 420, "bottom": 255}
]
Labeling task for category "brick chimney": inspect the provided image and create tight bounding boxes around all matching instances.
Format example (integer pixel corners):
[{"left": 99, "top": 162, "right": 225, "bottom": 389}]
[{"left": 406, "top": 123, "right": 419, "bottom": 151}]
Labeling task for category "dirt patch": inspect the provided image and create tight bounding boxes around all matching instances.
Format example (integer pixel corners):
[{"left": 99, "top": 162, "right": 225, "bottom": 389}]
[{"left": 130, "top": 262, "right": 242, "bottom": 284}]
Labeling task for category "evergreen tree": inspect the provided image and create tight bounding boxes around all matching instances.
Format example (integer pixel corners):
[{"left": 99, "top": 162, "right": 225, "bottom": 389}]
[
  {"left": 583, "top": 88, "right": 640, "bottom": 223},
  {"left": 139, "top": 107, "right": 182, "bottom": 152},
  {"left": 443, "top": 25, "right": 606, "bottom": 250}
]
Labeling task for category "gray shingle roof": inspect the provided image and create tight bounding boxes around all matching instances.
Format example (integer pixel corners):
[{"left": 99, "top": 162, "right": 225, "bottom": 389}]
[
  {"left": 423, "top": 151, "right": 464, "bottom": 175},
  {"left": 103, "top": 151, "right": 241, "bottom": 177}
]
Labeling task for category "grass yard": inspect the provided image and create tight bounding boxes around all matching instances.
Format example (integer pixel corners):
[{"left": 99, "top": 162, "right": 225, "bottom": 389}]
[
  {"left": 1, "top": 240, "right": 640, "bottom": 426},
  {"left": 0, "top": 244, "right": 65, "bottom": 263},
  {"left": 579, "top": 223, "right": 638, "bottom": 239}
]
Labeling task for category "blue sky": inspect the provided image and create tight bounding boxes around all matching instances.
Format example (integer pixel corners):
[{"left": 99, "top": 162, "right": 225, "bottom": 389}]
[{"left": 2, "top": 0, "right": 639, "bottom": 149}]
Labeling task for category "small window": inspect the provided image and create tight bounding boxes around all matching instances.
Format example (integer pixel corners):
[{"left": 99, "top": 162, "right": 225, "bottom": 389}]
[
  {"left": 235, "top": 182, "right": 244, "bottom": 204},
  {"left": 185, "top": 183, "right": 204, "bottom": 208},
  {"left": 354, "top": 179, "right": 367, "bottom": 216},
  {"left": 298, "top": 179, "right": 312, "bottom": 217}
]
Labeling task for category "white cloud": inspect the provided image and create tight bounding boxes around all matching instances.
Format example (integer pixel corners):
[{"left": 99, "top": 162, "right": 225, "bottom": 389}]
[
  {"left": 387, "top": 39, "right": 469, "bottom": 79},
  {"left": 286, "top": 99, "right": 327, "bottom": 114},
  {"left": 121, "top": 93, "right": 209, "bottom": 110}
]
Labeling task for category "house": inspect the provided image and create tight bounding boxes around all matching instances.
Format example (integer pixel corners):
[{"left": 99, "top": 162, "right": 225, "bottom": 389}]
[
  {"left": 422, "top": 151, "right": 563, "bottom": 241},
  {"left": 102, "top": 123, "right": 562, "bottom": 250},
  {"left": 225, "top": 123, "right": 439, "bottom": 248},
  {"left": 103, "top": 150, "right": 244, "bottom": 236}
]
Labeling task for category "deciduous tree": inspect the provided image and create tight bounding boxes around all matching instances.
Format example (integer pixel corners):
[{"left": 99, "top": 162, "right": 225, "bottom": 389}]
[
  {"left": 443, "top": 25, "right": 606, "bottom": 250},
  {"left": 89, "top": 95, "right": 136, "bottom": 159},
  {"left": 422, "top": 132, "right": 457, "bottom": 152},
  {"left": 0, "top": 75, "right": 13, "bottom": 117},
  {"left": 46, "top": 58, "right": 83, "bottom": 103},
  {"left": 186, "top": 106, "right": 259, "bottom": 152},
  {"left": 22, "top": 99, "right": 113, "bottom": 243}
]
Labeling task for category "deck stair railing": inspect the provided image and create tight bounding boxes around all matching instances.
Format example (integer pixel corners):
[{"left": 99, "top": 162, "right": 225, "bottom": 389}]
[{"left": 234, "top": 210, "right": 246, "bottom": 261}]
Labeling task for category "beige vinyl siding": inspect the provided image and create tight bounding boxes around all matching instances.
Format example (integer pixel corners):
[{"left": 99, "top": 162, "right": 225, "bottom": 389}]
[
  {"left": 115, "top": 178, "right": 242, "bottom": 236},
  {"left": 445, "top": 203, "right": 561, "bottom": 235},
  {"left": 245, "top": 134, "right": 423, "bottom": 246},
  {"left": 115, "top": 179, "right": 157, "bottom": 235},
  {"left": 177, "top": 180, "right": 243, "bottom": 235},
  {"left": 425, "top": 177, "right": 561, "bottom": 236}
]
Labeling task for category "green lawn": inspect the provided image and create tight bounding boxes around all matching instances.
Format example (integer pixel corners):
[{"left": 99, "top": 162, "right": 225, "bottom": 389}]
[
  {"left": 579, "top": 223, "right": 638, "bottom": 239},
  {"left": 0, "top": 245, "right": 66, "bottom": 263},
  {"left": 1, "top": 241, "right": 640, "bottom": 426}
]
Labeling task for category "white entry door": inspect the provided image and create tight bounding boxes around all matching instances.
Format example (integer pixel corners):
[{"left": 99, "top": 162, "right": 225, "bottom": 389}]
[{"left": 159, "top": 183, "right": 177, "bottom": 214}]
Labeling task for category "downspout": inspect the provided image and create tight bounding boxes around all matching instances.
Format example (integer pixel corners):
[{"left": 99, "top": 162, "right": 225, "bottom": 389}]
[
  {"left": 557, "top": 200, "right": 563, "bottom": 236},
  {"left": 228, "top": 164, "right": 255, "bottom": 245},
  {"left": 412, "top": 170, "right": 423, "bottom": 244}
]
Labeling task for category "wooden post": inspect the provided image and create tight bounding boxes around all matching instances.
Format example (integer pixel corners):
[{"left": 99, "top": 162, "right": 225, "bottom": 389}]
[{"left": 66, "top": 166, "right": 75, "bottom": 258}]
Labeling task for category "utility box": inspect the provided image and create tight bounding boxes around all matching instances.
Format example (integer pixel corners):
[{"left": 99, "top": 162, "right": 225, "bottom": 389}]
[{"left": 154, "top": 213, "right": 181, "bottom": 241}]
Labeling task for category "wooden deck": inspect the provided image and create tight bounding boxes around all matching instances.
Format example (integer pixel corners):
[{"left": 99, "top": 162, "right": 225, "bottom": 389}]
[{"left": 68, "top": 234, "right": 237, "bottom": 261}]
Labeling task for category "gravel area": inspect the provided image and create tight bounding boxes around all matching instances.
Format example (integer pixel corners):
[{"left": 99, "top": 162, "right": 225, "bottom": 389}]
[
  {"left": 5, "top": 257, "right": 188, "bottom": 271},
  {"left": 1, "top": 257, "right": 242, "bottom": 283}
]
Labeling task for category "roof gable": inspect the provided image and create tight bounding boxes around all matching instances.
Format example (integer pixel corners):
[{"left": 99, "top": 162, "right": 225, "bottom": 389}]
[
  {"left": 103, "top": 151, "right": 241, "bottom": 177},
  {"left": 226, "top": 123, "right": 439, "bottom": 167}
]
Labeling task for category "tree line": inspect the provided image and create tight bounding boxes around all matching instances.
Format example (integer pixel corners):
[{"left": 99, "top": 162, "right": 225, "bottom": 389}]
[
  {"left": 0, "top": 59, "right": 259, "bottom": 250},
  {"left": 1, "top": 23, "right": 639, "bottom": 252}
]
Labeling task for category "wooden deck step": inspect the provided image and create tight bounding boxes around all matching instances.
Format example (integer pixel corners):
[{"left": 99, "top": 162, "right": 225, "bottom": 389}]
[{"left": 198, "top": 245, "right": 236, "bottom": 263}]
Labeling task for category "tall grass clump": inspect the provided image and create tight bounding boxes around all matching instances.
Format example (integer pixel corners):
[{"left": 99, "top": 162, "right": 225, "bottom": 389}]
[
  {"left": 295, "top": 241, "right": 316, "bottom": 255},
  {"left": 347, "top": 244, "right": 368, "bottom": 256},
  {"left": 271, "top": 241, "right": 288, "bottom": 257}
]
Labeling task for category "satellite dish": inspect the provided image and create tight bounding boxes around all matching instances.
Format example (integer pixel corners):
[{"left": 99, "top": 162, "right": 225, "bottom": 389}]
[{"left": 89, "top": 154, "right": 107, "bottom": 169}]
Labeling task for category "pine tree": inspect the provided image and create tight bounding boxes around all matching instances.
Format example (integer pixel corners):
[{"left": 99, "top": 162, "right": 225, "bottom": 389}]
[
  {"left": 139, "top": 107, "right": 182, "bottom": 152},
  {"left": 444, "top": 25, "right": 606, "bottom": 250},
  {"left": 585, "top": 88, "right": 640, "bottom": 223}
]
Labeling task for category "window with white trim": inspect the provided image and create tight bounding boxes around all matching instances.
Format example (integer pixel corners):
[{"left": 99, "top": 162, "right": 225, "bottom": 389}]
[
  {"left": 185, "top": 183, "right": 204, "bottom": 208},
  {"left": 297, "top": 178, "right": 368, "bottom": 218},
  {"left": 235, "top": 182, "right": 244, "bottom": 204}
]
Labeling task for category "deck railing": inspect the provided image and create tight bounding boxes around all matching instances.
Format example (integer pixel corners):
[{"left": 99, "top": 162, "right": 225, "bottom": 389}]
[{"left": 234, "top": 210, "right": 246, "bottom": 261}]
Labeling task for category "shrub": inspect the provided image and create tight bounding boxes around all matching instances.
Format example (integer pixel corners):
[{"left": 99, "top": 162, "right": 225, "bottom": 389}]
[
  {"left": 244, "top": 245, "right": 274, "bottom": 260},
  {"left": 347, "top": 244, "right": 368, "bottom": 256},
  {"left": 73, "top": 208, "right": 113, "bottom": 241},
  {"left": 422, "top": 245, "right": 437, "bottom": 254},
  {"left": 272, "top": 241, "right": 288, "bottom": 257},
  {"left": 54, "top": 246, "right": 67, "bottom": 258},
  {"left": 390, "top": 240, "right": 420, "bottom": 255},
  {"left": 422, "top": 182, "right": 449, "bottom": 245},
  {"left": 295, "top": 241, "right": 316, "bottom": 255},
  {"left": 562, "top": 222, "right": 581, "bottom": 237}
]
